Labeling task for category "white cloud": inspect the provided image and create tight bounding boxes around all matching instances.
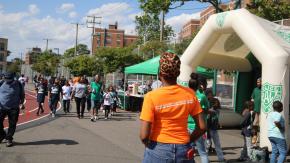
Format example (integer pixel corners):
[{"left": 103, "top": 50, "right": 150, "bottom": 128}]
[
  {"left": 0, "top": 4, "right": 3, "bottom": 10},
  {"left": 86, "top": 2, "right": 137, "bottom": 34},
  {"left": 58, "top": 3, "right": 75, "bottom": 13},
  {"left": 68, "top": 11, "right": 77, "bottom": 18},
  {"left": 0, "top": 6, "right": 90, "bottom": 60},
  {"left": 166, "top": 12, "right": 200, "bottom": 34},
  {"left": 28, "top": 4, "right": 39, "bottom": 15}
]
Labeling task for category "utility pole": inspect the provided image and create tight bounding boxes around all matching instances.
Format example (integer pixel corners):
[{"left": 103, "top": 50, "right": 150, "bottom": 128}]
[
  {"left": 86, "top": 16, "right": 102, "bottom": 56},
  {"left": 43, "top": 38, "right": 52, "bottom": 51},
  {"left": 71, "top": 23, "right": 84, "bottom": 56},
  {"left": 160, "top": 10, "right": 165, "bottom": 42}
]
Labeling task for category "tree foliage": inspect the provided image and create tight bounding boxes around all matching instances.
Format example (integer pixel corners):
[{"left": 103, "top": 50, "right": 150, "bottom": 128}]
[
  {"left": 139, "top": 40, "right": 169, "bottom": 59},
  {"left": 63, "top": 44, "right": 90, "bottom": 58},
  {"left": 7, "top": 58, "right": 22, "bottom": 74},
  {"left": 31, "top": 51, "right": 60, "bottom": 76},
  {"left": 247, "top": 0, "right": 290, "bottom": 21},
  {"left": 94, "top": 47, "right": 143, "bottom": 74},
  {"left": 64, "top": 55, "right": 101, "bottom": 76},
  {"left": 135, "top": 0, "right": 175, "bottom": 42},
  {"left": 174, "top": 30, "right": 198, "bottom": 55}
]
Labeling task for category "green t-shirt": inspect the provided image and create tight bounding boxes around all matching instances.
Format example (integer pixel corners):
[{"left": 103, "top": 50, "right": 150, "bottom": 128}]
[
  {"left": 90, "top": 81, "right": 102, "bottom": 101},
  {"left": 188, "top": 89, "right": 209, "bottom": 130},
  {"left": 251, "top": 87, "right": 261, "bottom": 113}
]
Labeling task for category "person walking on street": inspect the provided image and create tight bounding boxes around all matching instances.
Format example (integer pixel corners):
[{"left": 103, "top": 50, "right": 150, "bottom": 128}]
[
  {"left": 268, "top": 101, "right": 286, "bottom": 163},
  {"left": 206, "top": 89, "right": 225, "bottom": 162},
  {"left": 62, "top": 81, "right": 72, "bottom": 113},
  {"left": 140, "top": 52, "right": 206, "bottom": 163},
  {"left": 238, "top": 101, "right": 254, "bottom": 162},
  {"left": 90, "top": 75, "right": 102, "bottom": 121},
  {"left": 188, "top": 73, "right": 210, "bottom": 163},
  {"left": 71, "top": 77, "right": 87, "bottom": 119},
  {"left": 103, "top": 87, "right": 113, "bottom": 120},
  {"left": 251, "top": 78, "right": 261, "bottom": 145},
  {"left": 0, "top": 72, "right": 25, "bottom": 147},
  {"left": 35, "top": 77, "right": 47, "bottom": 115},
  {"left": 48, "top": 78, "right": 62, "bottom": 118},
  {"left": 18, "top": 74, "right": 26, "bottom": 88}
]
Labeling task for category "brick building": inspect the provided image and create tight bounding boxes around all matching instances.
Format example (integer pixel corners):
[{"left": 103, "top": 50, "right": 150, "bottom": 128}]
[
  {"left": 92, "top": 22, "right": 138, "bottom": 54},
  {"left": 200, "top": 0, "right": 251, "bottom": 26},
  {"left": 0, "top": 38, "right": 8, "bottom": 73},
  {"left": 25, "top": 47, "right": 42, "bottom": 65},
  {"left": 178, "top": 19, "right": 200, "bottom": 41}
]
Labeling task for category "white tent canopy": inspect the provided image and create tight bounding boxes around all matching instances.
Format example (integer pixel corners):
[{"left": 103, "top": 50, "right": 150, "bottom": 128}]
[{"left": 178, "top": 9, "right": 290, "bottom": 149}]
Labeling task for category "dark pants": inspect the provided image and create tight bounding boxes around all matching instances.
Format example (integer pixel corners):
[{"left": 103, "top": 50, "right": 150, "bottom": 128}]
[
  {"left": 63, "top": 100, "right": 70, "bottom": 113},
  {"left": 103, "top": 105, "right": 111, "bottom": 118},
  {"left": 0, "top": 108, "right": 20, "bottom": 141},
  {"left": 86, "top": 95, "right": 91, "bottom": 111},
  {"left": 49, "top": 99, "right": 59, "bottom": 114},
  {"left": 75, "top": 97, "right": 85, "bottom": 116},
  {"left": 37, "top": 102, "right": 44, "bottom": 114}
]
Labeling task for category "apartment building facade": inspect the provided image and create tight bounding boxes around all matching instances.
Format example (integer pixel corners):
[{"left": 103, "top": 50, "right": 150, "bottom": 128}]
[{"left": 92, "top": 23, "right": 138, "bottom": 54}]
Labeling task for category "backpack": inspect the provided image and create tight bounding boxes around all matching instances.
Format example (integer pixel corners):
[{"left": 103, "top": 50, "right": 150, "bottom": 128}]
[
  {"left": 250, "top": 147, "right": 269, "bottom": 162},
  {"left": 0, "top": 80, "right": 24, "bottom": 108}
]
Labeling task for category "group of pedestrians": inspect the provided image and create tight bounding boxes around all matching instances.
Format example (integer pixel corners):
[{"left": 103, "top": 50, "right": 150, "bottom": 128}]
[{"left": 33, "top": 74, "right": 119, "bottom": 121}]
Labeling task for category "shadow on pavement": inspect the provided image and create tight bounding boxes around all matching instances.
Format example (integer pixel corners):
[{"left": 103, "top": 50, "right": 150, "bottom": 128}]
[
  {"left": 14, "top": 139, "right": 79, "bottom": 146},
  {"left": 222, "top": 146, "right": 243, "bottom": 150}
]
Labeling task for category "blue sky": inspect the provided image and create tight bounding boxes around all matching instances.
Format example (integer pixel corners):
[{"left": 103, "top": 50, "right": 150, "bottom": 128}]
[{"left": 0, "top": 0, "right": 219, "bottom": 59}]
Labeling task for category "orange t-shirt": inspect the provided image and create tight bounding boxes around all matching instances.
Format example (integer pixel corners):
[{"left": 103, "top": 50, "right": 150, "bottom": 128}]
[{"left": 140, "top": 84, "right": 202, "bottom": 144}]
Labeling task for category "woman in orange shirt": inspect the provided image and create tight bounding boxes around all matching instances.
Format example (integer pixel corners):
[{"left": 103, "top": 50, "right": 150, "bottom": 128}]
[{"left": 140, "top": 52, "right": 206, "bottom": 163}]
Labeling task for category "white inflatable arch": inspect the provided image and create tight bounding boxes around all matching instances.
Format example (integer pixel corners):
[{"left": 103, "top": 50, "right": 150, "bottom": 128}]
[{"left": 178, "top": 8, "right": 290, "bottom": 149}]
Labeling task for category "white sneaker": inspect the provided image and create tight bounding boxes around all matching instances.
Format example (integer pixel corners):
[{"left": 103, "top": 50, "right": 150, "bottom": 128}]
[
  {"left": 108, "top": 113, "right": 112, "bottom": 118},
  {"left": 52, "top": 114, "right": 55, "bottom": 118},
  {"left": 94, "top": 116, "right": 99, "bottom": 120},
  {"left": 105, "top": 117, "right": 108, "bottom": 120}
]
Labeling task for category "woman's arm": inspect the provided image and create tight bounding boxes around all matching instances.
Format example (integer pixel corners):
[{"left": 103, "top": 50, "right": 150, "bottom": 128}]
[
  {"left": 140, "top": 120, "right": 152, "bottom": 147},
  {"left": 190, "top": 113, "right": 206, "bottom": 142}
]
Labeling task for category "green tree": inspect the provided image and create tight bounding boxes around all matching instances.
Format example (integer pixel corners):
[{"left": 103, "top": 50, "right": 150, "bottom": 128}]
[
  {"left": 139, "top": 40, "right": 168, "bottom": 59},
  {"left": 31, "top": 51, "right": 60, "bottom": 76},
  {"left": 64, "top": 55, "right": 101, "bottom": 76},
  {"left": 94, "top": 47, "right": 143, "bottom": 74},
  {"left": 63, "top": 44, "right": 90, "bottom": 58},
  {"left": 7, "top": 58, "right": 22, "bottom": 74},
  {"left": 174, "top": 30, "right": 198, "bottom": 55},
  {"left": 136, "top": 0, "right": 175, "bottom": 42},
  {"left": 247, "top": 0, "right": 290, "bottom": 21}
]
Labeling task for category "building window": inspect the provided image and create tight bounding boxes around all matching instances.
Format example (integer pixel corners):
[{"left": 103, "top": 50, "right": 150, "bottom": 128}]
[
  {"left": 0, "top": 43, "right": 5, "bottom": 51},
  {"left": 0, "top": 65, "right": 2, "bottom": 73},
  {"left": 106, "top": 33, "right": 111, "bottom": 39},
  {"left": 117, "top": 34, "right": 121, "bottom": 39},
  {"left": 106, "top": 39, "right": 112, "bottom": 44},
  {"left": 117, "top": 40, "right": 121, "bottom": 46},
  {"left": 0, "top": 53, "right": 4, "bottom": 62}
]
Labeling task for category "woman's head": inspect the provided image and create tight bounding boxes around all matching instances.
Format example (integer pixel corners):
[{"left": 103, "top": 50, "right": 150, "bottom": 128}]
[
  {"left": 244, "top": 101, "right": 254, "bottom": 110},
  {"left": 108, "top": 86, "right": 113, "bottom": 91},
  {"left": 65, "top": 80, "right": 70, "bottom": 86},
  {"left": 54, "top": 78, "right": 59, "bottom": 85},
  {"left": 159, "top": 52, "right": 181, "bottom": 83},
  {"left": 188, "top": 73, "right": 199, "bottom": 91},
  {"left": 198, "top": 76, "right": 207, "bottom": 91},
  {"left": 273, "top": 101, "right": 283, "bottom": 112}
]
